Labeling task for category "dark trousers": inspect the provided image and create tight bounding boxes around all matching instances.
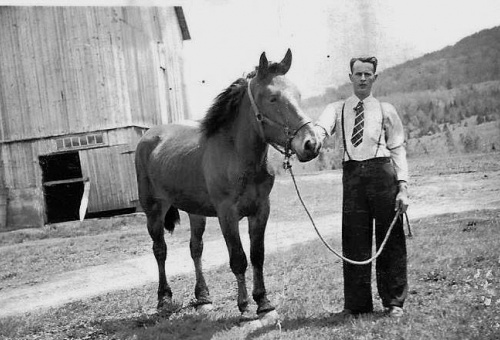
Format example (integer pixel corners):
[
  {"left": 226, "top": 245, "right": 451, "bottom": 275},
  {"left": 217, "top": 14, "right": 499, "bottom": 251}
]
[{"left": 342, "top": 157, "right": 408, "bottom": 313}]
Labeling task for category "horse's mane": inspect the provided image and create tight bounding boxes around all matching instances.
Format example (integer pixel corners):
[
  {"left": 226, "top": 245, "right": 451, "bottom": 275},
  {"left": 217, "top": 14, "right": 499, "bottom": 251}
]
[
  {"left": 200, "top": 76, "right": 249, "bottom": 138},
  {"left": 200, "top": 62, "right": 283, "bottom": 138}
]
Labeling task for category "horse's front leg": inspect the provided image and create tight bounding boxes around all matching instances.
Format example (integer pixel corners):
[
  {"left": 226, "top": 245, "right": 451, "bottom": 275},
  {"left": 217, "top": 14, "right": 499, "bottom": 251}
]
[
  {"left": 217, "top": 203, "right": 250, "bottom": 314},
  {"left": 248, "top": 198, "right": 275, "bottom": 315}
]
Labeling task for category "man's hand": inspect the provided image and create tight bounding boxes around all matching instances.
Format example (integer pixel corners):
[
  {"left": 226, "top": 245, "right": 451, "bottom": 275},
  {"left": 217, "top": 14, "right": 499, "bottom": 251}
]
[
  {"left": 313, "top": 124, "right": 327, "bottom": 150},
  {"left": 395, "top": 181, "right": 409, "bottom": 213}
]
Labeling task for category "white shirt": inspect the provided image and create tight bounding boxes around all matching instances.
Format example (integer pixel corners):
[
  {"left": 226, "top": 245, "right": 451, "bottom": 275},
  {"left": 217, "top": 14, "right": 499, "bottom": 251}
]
[{"left": 315, "top": 94, "right": 408, "bottom": 182}]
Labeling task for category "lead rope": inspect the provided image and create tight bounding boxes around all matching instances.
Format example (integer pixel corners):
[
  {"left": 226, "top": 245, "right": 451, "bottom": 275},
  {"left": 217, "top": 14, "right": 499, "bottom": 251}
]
[{"left": 283, "top": 156, "right": 406, "bottom": 265}]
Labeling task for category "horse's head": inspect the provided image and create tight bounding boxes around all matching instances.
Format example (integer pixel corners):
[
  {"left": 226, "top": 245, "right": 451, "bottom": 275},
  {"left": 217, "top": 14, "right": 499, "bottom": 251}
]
[{"left": 248, "top": 49, "right": 320, "bottom": 162}]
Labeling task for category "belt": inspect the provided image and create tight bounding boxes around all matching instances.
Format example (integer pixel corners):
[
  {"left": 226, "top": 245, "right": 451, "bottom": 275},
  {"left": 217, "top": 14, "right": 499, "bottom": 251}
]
[{"left": 342, "top": 157, "right": 391, "bottom": 167}]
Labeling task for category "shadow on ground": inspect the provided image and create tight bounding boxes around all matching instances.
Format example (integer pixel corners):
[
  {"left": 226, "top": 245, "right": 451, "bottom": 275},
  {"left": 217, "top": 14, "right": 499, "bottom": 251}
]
[{"left": 97, "top": 309, "right": 263, "bottom": 339}]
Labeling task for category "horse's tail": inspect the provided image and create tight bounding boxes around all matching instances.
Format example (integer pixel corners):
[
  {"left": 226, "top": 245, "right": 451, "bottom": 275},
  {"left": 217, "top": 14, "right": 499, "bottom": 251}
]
[{"left": 164, "top": 206, "right": 180, "bottom": 233}]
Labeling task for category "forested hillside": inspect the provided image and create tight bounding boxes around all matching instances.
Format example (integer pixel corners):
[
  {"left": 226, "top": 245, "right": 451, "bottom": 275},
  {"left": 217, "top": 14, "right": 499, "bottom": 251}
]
[
  {"left": 384, "top": 80, "right": 500, "bottom": 138},
  {"left": 371, "top": 25, "right": 500, "bottom": 96}
]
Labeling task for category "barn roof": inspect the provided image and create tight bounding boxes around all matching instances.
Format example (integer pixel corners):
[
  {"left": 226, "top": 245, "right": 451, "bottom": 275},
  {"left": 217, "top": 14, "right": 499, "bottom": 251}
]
[{"left": 175, "top": 7, "right": 191, "bottom": 40}]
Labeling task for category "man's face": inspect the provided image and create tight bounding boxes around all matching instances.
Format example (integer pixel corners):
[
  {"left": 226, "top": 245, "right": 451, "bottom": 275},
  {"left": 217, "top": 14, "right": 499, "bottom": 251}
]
[{"left": 349, "top": 60, "right": 377, "bottom": 99}]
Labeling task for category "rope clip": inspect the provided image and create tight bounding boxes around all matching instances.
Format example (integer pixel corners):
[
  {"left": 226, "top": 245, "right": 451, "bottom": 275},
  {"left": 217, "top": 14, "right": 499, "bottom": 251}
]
[
  {"left": 283, "top": 140, "right": 293, "bottom": 171},
  {"left": 283, "top": 157, "right": 291, "bottom": 171}
]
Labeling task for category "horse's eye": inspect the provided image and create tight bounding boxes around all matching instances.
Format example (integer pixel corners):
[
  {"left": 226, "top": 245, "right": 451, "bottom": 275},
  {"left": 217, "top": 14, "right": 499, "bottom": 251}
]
[{"left": 269, "top": 96, "right": 278, "bottom": 104}]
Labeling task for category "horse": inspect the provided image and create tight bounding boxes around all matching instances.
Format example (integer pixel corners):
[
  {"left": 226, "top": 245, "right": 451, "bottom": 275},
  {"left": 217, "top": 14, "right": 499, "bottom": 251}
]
[{"left": 135, "top": 49, "right": 320, "bottom": 321}]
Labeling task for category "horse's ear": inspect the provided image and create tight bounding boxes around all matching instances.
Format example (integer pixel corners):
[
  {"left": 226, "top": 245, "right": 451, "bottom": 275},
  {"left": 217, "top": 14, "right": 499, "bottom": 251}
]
[
  {"left": 258, "top": 52, "right": 269, "bottom": 79},
  {"left": 279, "top": 48, "right": 292, "bottom": 74}
]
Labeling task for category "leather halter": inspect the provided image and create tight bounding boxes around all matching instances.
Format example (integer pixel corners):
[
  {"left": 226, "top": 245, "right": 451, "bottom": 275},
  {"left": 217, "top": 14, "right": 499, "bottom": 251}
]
[{"left": 246, "top": 78, "right": 311, "bottom": 156}]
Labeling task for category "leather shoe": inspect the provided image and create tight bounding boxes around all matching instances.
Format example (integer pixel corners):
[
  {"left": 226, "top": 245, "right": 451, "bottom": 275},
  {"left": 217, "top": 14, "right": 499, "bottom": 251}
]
[
  {"left": 331, "top": 308, "right": 373, "bottom": 322},
  {"left": 385, "top": 306, "right": 404, "bottom": 318},
  {"left": 331, "top": 309, "right": 355, "bottom": 322}
]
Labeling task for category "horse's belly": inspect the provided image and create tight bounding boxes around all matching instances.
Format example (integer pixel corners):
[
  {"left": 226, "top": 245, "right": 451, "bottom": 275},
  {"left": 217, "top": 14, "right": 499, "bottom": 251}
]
[
  {"left": 170, "top": 187, "right": 218, "bottom": 217},
  {"left": 152, "top": 169, "right": 218, "bottom": 217}
]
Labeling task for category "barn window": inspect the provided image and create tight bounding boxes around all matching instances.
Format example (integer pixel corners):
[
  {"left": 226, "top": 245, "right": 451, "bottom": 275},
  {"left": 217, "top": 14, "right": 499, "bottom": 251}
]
[{"left": 56, "top": 133, "right": 105, "bottom": 151}]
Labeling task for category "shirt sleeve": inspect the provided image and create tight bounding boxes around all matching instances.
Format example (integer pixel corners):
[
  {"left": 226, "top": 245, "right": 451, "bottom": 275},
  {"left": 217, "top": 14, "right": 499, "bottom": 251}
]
[
  {"left": 314, "top": 102, "right": 339, "bottom": 143},
  {"left": 382, "top": 102, "right": 409, "bottom": 182}
]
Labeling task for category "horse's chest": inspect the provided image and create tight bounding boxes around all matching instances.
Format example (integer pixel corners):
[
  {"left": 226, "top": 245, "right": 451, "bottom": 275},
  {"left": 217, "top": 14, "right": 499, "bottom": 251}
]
[{"left": 235, "top": 173, "right": 273, "bottom": 216}]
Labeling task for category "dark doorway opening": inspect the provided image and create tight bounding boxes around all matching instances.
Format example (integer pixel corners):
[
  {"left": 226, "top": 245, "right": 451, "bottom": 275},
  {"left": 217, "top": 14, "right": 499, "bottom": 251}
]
[
  {"left": 40, "top": 152, "right": 83, "bottom": 182},
  {"left": 39, "top": 152, "right": 85, "bottom": 223}
]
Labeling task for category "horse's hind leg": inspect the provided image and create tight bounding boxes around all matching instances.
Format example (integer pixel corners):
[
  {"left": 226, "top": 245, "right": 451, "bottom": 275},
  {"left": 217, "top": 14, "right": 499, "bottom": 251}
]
[
  {"left": 188, "top": 214, "right": 213, "bottom": 310},
  {"left": 146, "top": 203, "right": 173, "bottom": 309}
]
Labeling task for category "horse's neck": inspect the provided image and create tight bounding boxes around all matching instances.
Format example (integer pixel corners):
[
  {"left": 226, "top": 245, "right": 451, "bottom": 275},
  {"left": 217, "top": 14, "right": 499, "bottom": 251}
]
[{"left": 231, "top": 101, "right": 269, "bottom": 170}]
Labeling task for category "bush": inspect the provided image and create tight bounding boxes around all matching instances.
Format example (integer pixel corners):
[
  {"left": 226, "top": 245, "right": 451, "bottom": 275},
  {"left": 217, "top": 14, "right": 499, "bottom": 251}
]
[{"left": 460, "top": 131, "right": 480, "bottom": 153}]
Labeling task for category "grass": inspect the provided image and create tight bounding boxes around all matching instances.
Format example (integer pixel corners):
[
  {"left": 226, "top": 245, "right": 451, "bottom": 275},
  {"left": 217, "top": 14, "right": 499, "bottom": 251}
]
[
  {"left": 408, "top": 152, "right": 500, "bottom": 176},
  {"left": 0, "top": 214, "right": 222, "bottom": 291},
  {"left": 0, "top": 215, "right": 151, "bottom": 290},
  {"left": 1, "top": 208, "right": 499, "bottom": 339}
]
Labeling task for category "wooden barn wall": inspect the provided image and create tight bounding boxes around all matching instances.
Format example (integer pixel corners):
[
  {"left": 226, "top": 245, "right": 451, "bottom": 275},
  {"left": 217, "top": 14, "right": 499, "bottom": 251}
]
[
  {"left": 0, "top": 6, "right": 187, "bottom": 143},
  {"left": 1, "top": 138, "right": 55, "bottom": 229},
  {"left": 154, "top": 8, "right": 188, "bottom": 123},
  {"left": 0, "top": 127, "right": 143, "bottom": 229}
]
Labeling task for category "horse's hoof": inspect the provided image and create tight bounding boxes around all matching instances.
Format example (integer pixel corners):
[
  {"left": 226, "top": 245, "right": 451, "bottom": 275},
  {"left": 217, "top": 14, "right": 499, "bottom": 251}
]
[
  {"left": 255, "top": 297, "right": 274, "bottom": 315},
  {"left": 196, "top": 303, "right": 214, "bottom": 312},
  {"left": 157, "top": 298, "right": 182, "bottom": 315},
  {"left": 239, "top": 309, "right": 256, "bottom": 322},
  {"left": 157, "top": 298, "right": 171, "bottom": 310},
  {"left": 242, "top": 310, "right": 280, "bottom": 330},
  {"left": 258, "top": 310, "right": 280, "bottom": 327}
]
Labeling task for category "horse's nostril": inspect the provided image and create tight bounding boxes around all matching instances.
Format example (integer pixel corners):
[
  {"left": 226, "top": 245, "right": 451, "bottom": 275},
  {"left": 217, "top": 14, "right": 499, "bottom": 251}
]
[
  {"left": 304, "top": 140, "right": 313, "bottom": 151},
  {"left": 304, "top": 139, "right": 319, "bottom": 154}
]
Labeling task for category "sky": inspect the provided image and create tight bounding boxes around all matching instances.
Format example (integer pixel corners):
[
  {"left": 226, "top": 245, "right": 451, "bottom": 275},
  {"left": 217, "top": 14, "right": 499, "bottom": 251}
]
[
  {"left": 3, "top": 0, "right": 500, "bottom": 118},
  {"left": 179, "top": 0, "right": 500, "bottom": 117}
]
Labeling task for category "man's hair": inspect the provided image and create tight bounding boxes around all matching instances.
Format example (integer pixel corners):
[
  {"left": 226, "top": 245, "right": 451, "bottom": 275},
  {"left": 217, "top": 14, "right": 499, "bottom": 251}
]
[{"left": 350, "top": 56, "right": 378, "bottom": 74}]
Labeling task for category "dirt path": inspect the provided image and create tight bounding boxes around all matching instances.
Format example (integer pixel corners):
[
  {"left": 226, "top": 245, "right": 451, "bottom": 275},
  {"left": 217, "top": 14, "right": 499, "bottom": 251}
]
[{"left": 1, "top": 169, "right": 499, "bottom": 318}]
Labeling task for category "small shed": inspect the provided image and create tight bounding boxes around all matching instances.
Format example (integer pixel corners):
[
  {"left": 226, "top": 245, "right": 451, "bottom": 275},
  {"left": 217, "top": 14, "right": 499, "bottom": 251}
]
[{"left": 0, "top": 6, "right": 191, "bottom": 229}]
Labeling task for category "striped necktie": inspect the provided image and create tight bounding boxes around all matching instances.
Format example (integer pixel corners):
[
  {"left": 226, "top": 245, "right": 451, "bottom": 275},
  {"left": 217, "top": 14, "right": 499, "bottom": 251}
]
[{"left": 351, "top": 101, "right": 364, "bottom": 147}]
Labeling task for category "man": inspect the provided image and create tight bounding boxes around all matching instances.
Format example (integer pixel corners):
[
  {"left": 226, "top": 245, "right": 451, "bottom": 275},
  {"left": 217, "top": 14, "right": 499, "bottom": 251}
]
[{"left": 315, "top": 56, "right": 409, "bottom": 318}]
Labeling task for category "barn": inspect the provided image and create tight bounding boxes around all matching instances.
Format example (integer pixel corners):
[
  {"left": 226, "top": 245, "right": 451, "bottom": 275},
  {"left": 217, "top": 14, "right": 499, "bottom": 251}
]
[{"left": 0, "top": 7, "right": 191, "bottom": 230}]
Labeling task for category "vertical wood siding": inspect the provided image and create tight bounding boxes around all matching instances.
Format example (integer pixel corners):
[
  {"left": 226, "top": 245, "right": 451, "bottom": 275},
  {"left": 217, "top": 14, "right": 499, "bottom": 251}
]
[
  {"left": 79, "top": 128, "right": 140, "bottom": 212},
  {"left": 79, "top": 144, "right": 138, "bottom": 212}
]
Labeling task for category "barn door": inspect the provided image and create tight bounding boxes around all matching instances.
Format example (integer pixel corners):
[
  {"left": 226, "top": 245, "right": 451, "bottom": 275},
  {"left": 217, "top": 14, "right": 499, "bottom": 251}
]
[{"left": 79, "top": 145, "right": 138, "bottom": 214}]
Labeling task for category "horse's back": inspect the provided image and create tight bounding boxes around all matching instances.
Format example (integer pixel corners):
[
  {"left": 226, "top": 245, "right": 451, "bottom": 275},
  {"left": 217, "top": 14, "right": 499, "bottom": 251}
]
[
  {"left": 140, "top": 121, "right": 200, "bottom": 146},
  {"left": 137, "top": 121, "right": 201, "bottom": 163},
  {"left": 136, "top": 123, "right": 198, "bottom": 175}
]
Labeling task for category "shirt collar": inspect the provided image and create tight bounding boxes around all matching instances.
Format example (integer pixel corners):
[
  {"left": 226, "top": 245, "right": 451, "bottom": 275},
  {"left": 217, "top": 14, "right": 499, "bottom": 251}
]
[
  {"left": 347, "top": 94, "right": 375, "bottom": 107},
  {"left": 353, "top": 94, "right": 374, "bottom": 103}
]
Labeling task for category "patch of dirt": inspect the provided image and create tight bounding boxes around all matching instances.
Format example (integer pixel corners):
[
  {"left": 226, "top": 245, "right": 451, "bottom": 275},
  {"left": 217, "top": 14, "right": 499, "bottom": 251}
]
[{"left": 1, "top": 167, "right": 499, "bottom": 318}]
